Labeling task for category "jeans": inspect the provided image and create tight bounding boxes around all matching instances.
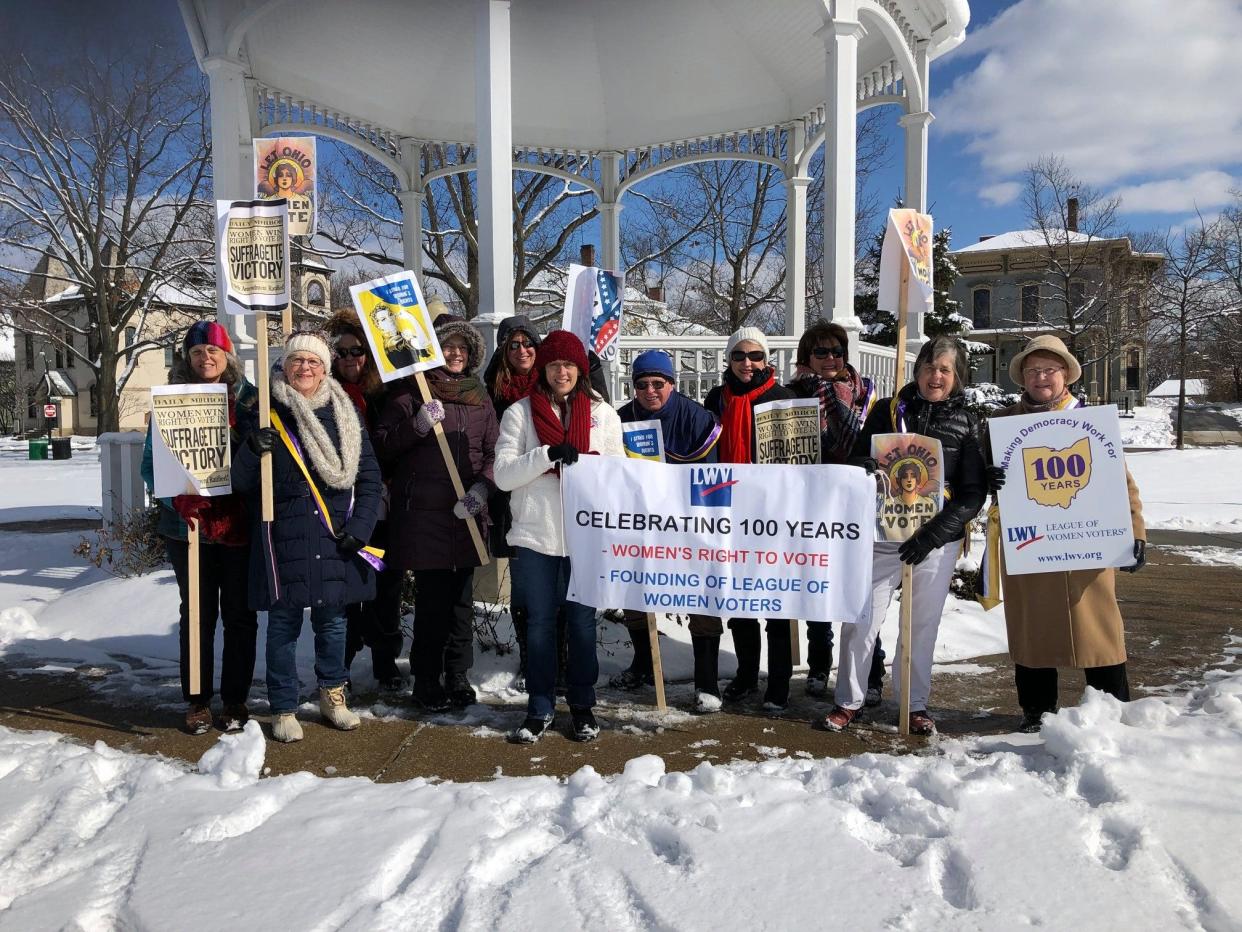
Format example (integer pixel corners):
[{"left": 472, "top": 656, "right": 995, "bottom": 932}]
[
  {"left": 411, "top": 567, "right": 475, "bottom": 685},
  {"left": 266, "top": 604, "right": 349, "bottom": 714},
  {"left": 165, "top": 537, "right": 258, "bottom": 704},
  {"left": 512, "top": 546, "right": 597, "bottom": 718}
]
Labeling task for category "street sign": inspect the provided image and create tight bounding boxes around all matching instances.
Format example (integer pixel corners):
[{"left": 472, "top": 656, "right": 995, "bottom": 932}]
[{"left": 43, "top": 404, "right": 57, "bottom": 419}]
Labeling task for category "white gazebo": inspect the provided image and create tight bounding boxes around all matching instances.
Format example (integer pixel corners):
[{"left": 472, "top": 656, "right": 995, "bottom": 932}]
[{"left": 180, "top": 0, "right": 968, "bottom": 391}]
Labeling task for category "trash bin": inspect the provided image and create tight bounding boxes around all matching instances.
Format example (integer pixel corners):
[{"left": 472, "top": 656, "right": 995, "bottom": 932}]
[
  {"left": 50, "top": 437, "right": 73, "bottom": 460},
  {"left": 28, "top": 438, "right": 49, "bottom": 460}
]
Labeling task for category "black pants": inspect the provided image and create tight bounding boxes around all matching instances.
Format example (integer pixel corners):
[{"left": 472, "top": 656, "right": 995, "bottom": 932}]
[
  {"left": 807, "top": 623, "right": 887, "bottom": 690},
  {"left": 1014, "top": 662, "right": 1130, "bottom": 714},
  {"left": 345, "top": 522, "right": 404, "bottom": 681},
  {"left": 165, "top": 536, "right": 258, "bottom": 705},
  {"left": 412, "top": 568, "right": 475, "bottom": 684}
]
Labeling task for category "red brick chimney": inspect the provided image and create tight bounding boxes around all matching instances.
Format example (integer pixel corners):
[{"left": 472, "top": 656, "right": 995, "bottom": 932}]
[
  {"left": 579, "top": 244, "right": 595, "bottom": 267},
  {"left": 1067, "top": 197, "right": 1079, "bottom": 233},
  {"left": 645, "top": 284, "right": 665, "bottom": 302}
]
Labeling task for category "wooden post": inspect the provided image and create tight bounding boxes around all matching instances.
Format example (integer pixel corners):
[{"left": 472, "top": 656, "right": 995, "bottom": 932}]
[
  {"left": 414, "top": 370, "right": 489, "bottom": 565},
  {"left": 187, "top": 522, "right": 202, "bottom": 696},
  {"left": 895, "top": 252, "right": 913, "bottom": 737},
  {"left": 256, "top": 311, "right": 275, "bottom": 522},
  {"left": 646, "top": 612, "right": 667, "bottom": 712},
  {"left": 789, "top": 619, "right": 801, "bottom": 666}
]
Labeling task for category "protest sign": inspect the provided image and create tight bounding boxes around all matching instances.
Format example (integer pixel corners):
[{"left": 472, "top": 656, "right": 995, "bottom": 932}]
[
  {"left": 215, "top": 199, "right": 290, "bottom": 314},
  {"left": 621, "top": 420, "right": 665, "bottom": 461},
  {"left": 988, "top": 404, "right": 1134, "bottom": 575},
  {"left": 754, "top": 398, "right": 821, "bottom": 465},
  {"left": 254, "top": 136, "right": 316, "bottom": 236},
  {"left": 150, "top": 384, "right": 232, "bottom": 498},
  {"left": 562, "top": 263, "right": 623, "bottom": 361},
  {"left": 563, "top": 457, "right": 875, "bottom": 624},
  {"left": 871, "top": 432, "right": 945, "bottom": 543},
  {"left": 878, "top": 208, "right": 933, "bottom": 324},
  {"left": 350, "top": 271, "right": 443, "bottom": 381}
]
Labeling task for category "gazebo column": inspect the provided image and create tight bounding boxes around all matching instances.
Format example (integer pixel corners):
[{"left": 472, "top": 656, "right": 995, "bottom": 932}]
[
  {"left": 784, "top": 121, "right": 809, "bottom": 336},
  {"left": 203, "top": 55, "right": 257, "bottom": 376},
  {"left": 899, "top": 39, "right": 933, "bottom": 356},
  {"left": 818, "top": 11, "right": 866, "bottom": 337},
  {"left": 474, "top": 0, "right": 515, "bottom": 352},
  {"left": 599, "top": 151, "right": 622, "bottom": 274},
  {"left": 399, "top": 139, "right": 425, "bottom": 285}
]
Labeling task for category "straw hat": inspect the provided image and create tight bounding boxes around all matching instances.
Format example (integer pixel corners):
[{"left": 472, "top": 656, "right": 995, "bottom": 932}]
[{"left": 1009, "top": 334, "right": 1082, "bottom": 385}]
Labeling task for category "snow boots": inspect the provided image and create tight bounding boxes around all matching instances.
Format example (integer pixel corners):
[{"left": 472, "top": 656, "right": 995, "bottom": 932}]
[
  {"left": 271, "top": 713, "right": 304, "bottom": 743},
  {"left": 319, "top": 685, "right": 360, "bottom": 731},
  {"left": 610, "top": 628, "right": 655, "bottom": 690},
  {"left": 692, "top": 635, "right": 722, "bottom": 713},
  {"left": 571, "top": 707, "right": 600, "bottom": 742},
  {"left": 445, "top": 672, "right": 477, "bottom": 708},
  {"left": 184, "top": 702, "right": 212, "bottom": 736},
  {"left": 507, "top": 713, "right": 554, "bottom": 745}
]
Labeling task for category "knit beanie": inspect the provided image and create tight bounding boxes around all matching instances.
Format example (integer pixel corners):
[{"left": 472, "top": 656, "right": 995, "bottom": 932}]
[
  {"left": 726, "top": 326, "right": 769, "bottom": 359},
  {"left": 183, "top": 320, "right": 234, "bottom": 355},
  {"left": 535, "top": 329, "right": 589, "bottom": 374},
  {"left": 632, "top": 349, "right": 675, "bottom": 382},
  {"left": 283, "top": 330, "right": 333, "bottom": 371}
]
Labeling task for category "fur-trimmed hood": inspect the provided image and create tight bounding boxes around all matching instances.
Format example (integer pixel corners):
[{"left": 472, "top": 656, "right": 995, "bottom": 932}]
[{"left": 433, "top": 315, "right": 486, "bottom": 375}]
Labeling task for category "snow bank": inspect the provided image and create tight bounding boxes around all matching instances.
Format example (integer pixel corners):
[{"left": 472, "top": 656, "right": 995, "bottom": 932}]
[
  {"left": 1126, "top": 447, "right": 1242, "bottom": 532},
  {"left": 0, "top": 438, "right": 101, "bottom": 522},
  {"left": 1, "top": 653, "right": 1239, "bottom": 929}
]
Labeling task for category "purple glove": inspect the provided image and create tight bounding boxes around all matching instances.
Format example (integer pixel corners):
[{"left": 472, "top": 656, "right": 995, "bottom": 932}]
[
  {"left": 414, "top": 399, "right": 445, "bottom": 436},
  {"left": 453, "top": 482, "right": 489, "bottom": 519}
]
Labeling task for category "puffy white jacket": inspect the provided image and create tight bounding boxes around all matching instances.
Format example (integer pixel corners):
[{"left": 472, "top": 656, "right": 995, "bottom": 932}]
[{"left": 494, "top": 395, "right": 624, "bottom": 557}]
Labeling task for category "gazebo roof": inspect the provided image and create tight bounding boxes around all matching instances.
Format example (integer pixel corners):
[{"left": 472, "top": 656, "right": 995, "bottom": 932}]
[{"left": 185, "top": 0, "right": 968, "bottom": 151}]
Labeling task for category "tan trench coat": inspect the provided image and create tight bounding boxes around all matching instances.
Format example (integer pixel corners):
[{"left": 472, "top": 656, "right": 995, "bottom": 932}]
[{"left": 992, "top": 402, "right": 1146, "bottom": 669}]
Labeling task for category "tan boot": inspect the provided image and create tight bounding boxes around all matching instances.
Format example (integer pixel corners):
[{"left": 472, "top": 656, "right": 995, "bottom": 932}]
[
  {"left": 271, "top": 713, "right": 303, "bottom": 743},
  {"left": 319, "top": 685, "right": 360, "bottom": 731}
]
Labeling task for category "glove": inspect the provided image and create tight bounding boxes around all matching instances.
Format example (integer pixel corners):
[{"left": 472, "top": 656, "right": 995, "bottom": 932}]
[
  {"left": 452, "top": 482, "right": 489, "bottom": 519},
  {"left": 247, "top": 427, "right": 278, "bottom": 455},
  {"left": 414, "top": 400, "right": 445, "bottom": 436},
  {"left": 172, "top": 495, "right": 210, "bottom": 531},
  {"left": 851, "top": 457, "right": 879, "bottom": 476},
  {"left": 337, "top": 533, "right": 364, "bottom": 555},
  {"left": 1120, "top": 539, "right": 1145, "bottom": 573},
  {"left": 547, "top": 443, "right": 579, "bottom": 465},
  {"left": 898, "top": 527, "right": 941, "bottom": 566},
  {"left": 985, "top": 465, "right": 1006, "bottom": 493}
]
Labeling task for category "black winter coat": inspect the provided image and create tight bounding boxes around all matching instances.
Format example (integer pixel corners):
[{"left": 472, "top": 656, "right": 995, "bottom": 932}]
[
  {"left": 852, "top": 382, "right": 986, "bottom": 544},
  {"left": 233, "top": 396, "right": 382, "bottom": 611},
  {"left": 704, "top": 370, "right": 793, "bottom": 464}
]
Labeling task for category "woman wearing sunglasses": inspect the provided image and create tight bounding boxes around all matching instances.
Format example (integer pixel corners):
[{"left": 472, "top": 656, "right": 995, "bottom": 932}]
[
  {"left": 787, "top": 322, "right": 886, "bottom": 705},
  {"left": 325, "top": 310, "right": 406, "bottom": 694},
  {"left": 702, "top": 327, "right": 798, "bottom": 712}
]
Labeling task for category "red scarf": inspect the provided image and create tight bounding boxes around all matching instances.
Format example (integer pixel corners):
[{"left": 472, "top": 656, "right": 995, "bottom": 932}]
[
  {"left": 530, "top": 389, "right": 593, "bottom": 469},
  {"left": 497, "top": 369, "right": 537, "bottom": 405},
  {"left": 341, "top": 380, "right": 368, "bottom": 418},
  {"left": 719, "top": 369, "right": 774, "bottom": 464}
]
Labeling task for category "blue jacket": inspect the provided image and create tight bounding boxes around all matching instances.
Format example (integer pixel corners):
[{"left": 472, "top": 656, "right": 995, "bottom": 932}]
[{"left": 232, "top": 395, "right": 382, "bottom": 611}]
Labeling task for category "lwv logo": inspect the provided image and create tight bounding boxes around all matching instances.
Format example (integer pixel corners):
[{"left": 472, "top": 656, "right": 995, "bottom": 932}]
[
  {"left": 1007, "top": 525, "right": 1044, "bottom": 550},
  {"left": 689, "top": 466, "right": 737, "bottom": 507}
]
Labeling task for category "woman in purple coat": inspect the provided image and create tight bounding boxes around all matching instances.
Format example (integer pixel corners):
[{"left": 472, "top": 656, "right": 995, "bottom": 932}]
[{"left": 374, "top": 315, "right": 498, "bottom": 712}]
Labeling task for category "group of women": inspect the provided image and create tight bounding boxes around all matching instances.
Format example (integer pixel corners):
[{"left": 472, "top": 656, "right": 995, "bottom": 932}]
[{"left": 145, "top": 311, "right": 1144, "bottom": 744}]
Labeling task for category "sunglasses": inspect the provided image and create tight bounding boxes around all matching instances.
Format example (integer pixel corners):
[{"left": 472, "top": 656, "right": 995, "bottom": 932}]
[
  {"left": 635, "top": 378, "right": 669, "bottom": 391},
  {"left": 335, "top": 346, "right": 366, "bottom": 359},
  {"left": 811, "top": 346, "right": 845, "bottom": 359},
  {"left": 508, "top": 339, "right": 535, "bottom": 351},
  {"left": 730, "top": 350, "right": 766, "bottom": 363}
]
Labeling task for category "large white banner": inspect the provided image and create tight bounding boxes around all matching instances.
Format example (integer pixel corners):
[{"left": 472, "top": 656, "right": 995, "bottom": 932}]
[
  {"left": 988, "top": 404, "right": 1135, "bottom": 575},
  {"left": 563, "top": 456, "right": 876, "bottom": 623}
]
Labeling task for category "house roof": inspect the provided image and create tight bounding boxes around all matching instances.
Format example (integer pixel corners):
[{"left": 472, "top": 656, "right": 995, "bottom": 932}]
[
  {"left": 1148, "top": 378, "right": 1207, "bottom": 397},
  {"left": 42, "top": 370, "right": 78, "bottom": 397},
  {"left": 42, "top": 281, "right": 214, "bottom": 310},
  {"left": 953, "top": 230, "right": 1094, "bottom": 254}
]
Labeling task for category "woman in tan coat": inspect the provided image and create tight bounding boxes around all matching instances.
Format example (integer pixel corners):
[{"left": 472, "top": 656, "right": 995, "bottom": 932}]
[{"left": 987, "top": 335, "right": 1146, "bottom": 733}]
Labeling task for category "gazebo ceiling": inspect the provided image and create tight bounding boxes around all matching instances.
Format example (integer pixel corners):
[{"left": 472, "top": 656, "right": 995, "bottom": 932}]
[{"left": 229, "top": 0, "right": 968, "bottom": 150}]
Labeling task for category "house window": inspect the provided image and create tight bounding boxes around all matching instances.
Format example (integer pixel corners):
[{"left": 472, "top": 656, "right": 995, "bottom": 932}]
[
  {"left": 1127, "top": 292, "right": 1141, "bottom": 328},
  {"left": 1068, "top": 280, "right": 1087, "bottom": 317},
  {"left": 306, "top": 281, "right": 325, "bottom": 307},
  {"left": 1126, "top": 349, "right": 1140, "bottom": 392},
  {"left": 64, "top": 330, "right": 74, "bottom": 368},
  {"left": 23, "top": 333, "right": 34, "bottom": 370},
  {"left": 125, "top": 326, "right": 136, "bottom": 347},
  {"left": 54, "top": 344, "right": 63, "bottom": 368},
  {"left": 1021, "top": 284, "right": 1039, "bottom": 324},
  {"left": 972, "top": 288, "right": 991, "bottom": 328},
  {"left": 164, "top": 344, "right": 176, "bottom": 367}
]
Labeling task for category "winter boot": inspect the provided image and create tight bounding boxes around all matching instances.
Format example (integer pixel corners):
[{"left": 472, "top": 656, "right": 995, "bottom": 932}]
[
  {"left": 184, "top": 702, "right": 212, "bottom": 736},
  {"left": 507, "top": 713, "right": 554, "bottom": 745},
  {"left": 609, "top": 628, "right": 655, "bottom": 689},
  {"left": 692, "top": 636, "right": 722, "bottom": 713},
  {"left": 445, "top": 672, "right": 477, "bottom": 708},
  {"left": 763, "top": 624, "right": 793, "bottom": 713},
  {"left": 723, "top": 622, "right": 761, "bottom": 702},
  {"left": 271, "top": 713, "right": 304, "bottom": 743},
  {"left": 570, "top": 707, "right": 600, "bottom": 742},
  {"left": 512, "top": 607, "right": 529, "bottom": 691},
  {"left": 319, "top": 685, "right": 361, "bottom": 731},
  {"left": 220, "top": 703, "right": 249, "bottom": 734},
  {"left": 413, "top": 679, "right": 451, "bottom": 713}
]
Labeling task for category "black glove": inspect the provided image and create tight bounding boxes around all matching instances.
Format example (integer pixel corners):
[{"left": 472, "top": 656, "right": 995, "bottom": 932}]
[
  {"left": 985, "top": 465, "right": 1006, "bottom": 493},
  {"left": 338, "top": 533, "right": 364, "bottom": 555},
  {"left": 247, "top": 427, "right": 278, "bottom": 455},
  {"left": 1119, "top": 539, "right": 1145, "bottom": 573},
  {"left": 547, "top": 443, "right": 580, "bottom": 465},
  {"left": 898, "top": 527, "right": 940, "bottom": 566},
  {"left": 850, "top": 456, "right": 879, "bottom": 475}
]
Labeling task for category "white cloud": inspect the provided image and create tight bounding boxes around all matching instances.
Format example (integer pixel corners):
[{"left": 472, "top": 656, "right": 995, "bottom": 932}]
[
  {"left": 979, "top": 181, "right": 1021, "bottom": 206},
  {"left": 937, "top": 0, "right": 1242, "bottom": 188},
  {"left": 1111, "top": 171, "right": 1238, "bottom": 214}
]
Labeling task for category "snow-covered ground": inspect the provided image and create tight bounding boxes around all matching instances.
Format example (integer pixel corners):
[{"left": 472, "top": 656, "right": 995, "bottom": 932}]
[
  {"left": 1120, "top": 403, "right": 1174, "bottom": 448},
  {"left": 1126, "top": 448, "right": 1242, "bottom": 533},
  {"left": 0, "top": 437, "right": 101, "bottom": 523}
]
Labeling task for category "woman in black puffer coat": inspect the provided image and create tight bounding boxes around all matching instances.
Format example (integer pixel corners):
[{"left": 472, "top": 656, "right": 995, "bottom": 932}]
[{"left": 820, "top": 336, "right": 986, "bottom": 737}]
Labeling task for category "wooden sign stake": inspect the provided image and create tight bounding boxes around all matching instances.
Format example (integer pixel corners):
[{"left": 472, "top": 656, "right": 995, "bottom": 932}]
[
  {"left": 187, "top": 522, "right": 202, "bottom": 696},
  {"left": 646, "top": 612, "right": 667, "bottom": 712},
  {"left": 895, "top": 255, "right": 913, "bottom": 737},
  {"left": 414, "top": 370, "right": 489, "bottom": 565},
  {"left": 256, "top": 310, "right": 275, "bottom": 522}
]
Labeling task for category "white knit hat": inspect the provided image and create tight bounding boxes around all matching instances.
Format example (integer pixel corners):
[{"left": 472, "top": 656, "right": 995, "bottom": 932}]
[
  {"left": 283, "top": 331, "right": 333, "bottom": 371},
  {"left": 726, "top": 326, "right": 769, "bottom": 359}
]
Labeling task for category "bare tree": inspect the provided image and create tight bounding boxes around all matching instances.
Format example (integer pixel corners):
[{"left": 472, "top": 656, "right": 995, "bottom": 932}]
[
  {"left": 0, "top": 50, "right": 211, "bottom": 433},
  {"left": 1207, "top": 192, "right": 1242, "bottom": 400}
]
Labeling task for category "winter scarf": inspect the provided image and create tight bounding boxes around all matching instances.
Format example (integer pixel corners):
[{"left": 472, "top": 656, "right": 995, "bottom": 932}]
[
  {"left": 530, "top": 388, "right": 593, "bottom": 463},
  {"left": 340, "top": 379, "right": 368, "bottom": 419},
  {"left": 271, "top": 374, "right": 363, "bottom": 490},
  {"left": 718, "top": 367, "right": 775, "bottom": 464},
  {"left": 619, "top": 392, "right": 721, "bottom": 463},
  {"left": 426, "top": 368, "right": 490, "bottom": 407},
  {"left": 1017, "top": 388, "right": 1080, "bottom": 414},
  {"left": 494, "top": 368, "right": 537, "bottom": 406},
  {"left": 790, "top": 363, "right": 873, "bottom": 463}
]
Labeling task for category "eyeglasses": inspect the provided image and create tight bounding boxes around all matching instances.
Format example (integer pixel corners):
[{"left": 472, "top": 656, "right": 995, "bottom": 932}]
[
  {"left": 730, "top": 350, "right": 766, "bottom": 363},
  {"left": 811, "top": 346, "right": 845, "bottom": 359},
  {"left": 635, "top": 378, "right": 669, "bottom": 391},
  {"left": 335, "top": 346, "right": 366, "bottom": 359},
  {"left": 286, "top": 356, "right": 324, "bottom": 370},
  {"left": 442, "top": 343, "right": 469, "bottom": 355},
  {"left": 508, "top": 340, "right": 535, "bottom": 351},
  {"left": 1023, "top": 366, "right": 1065, "bottom": 378}
]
